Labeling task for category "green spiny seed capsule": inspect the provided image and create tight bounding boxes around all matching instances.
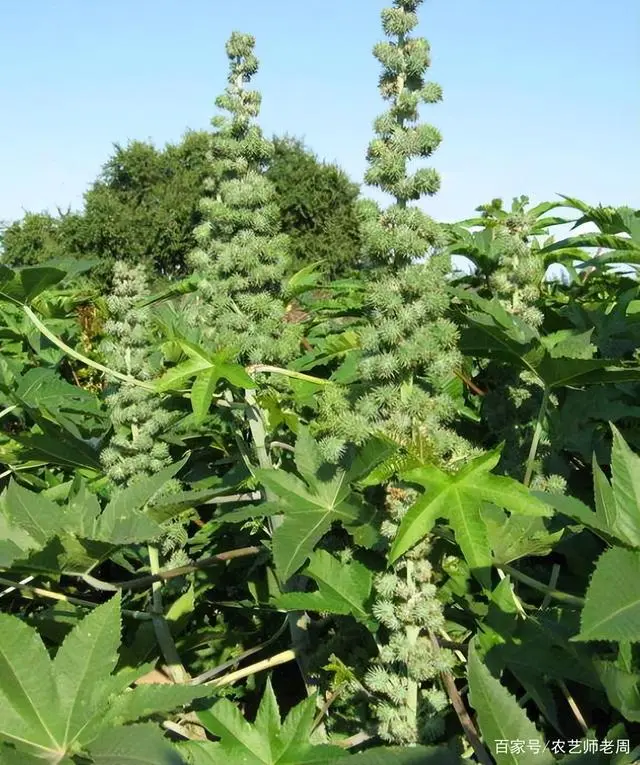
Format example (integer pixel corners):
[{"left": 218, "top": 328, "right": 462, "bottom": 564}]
[
  {"left": 186, "top": 31, "right": 301, "bottom": 365},
  {"left": 101, "top": 262, "right": 190, "bottom": 575},
  {"left": 312, "top": 1, "right": 478, "bottom": 468}
]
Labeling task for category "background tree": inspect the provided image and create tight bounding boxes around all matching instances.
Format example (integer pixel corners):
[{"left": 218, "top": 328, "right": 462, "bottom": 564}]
[
  {"left": 0, "top": 209, "right": 85, "bottom": 266},
  {"left": 0, "top": 131, "right": 211, "bottom": 282},
  {"left": 187, "top": 32, "right": 301, "bottom": 364},
  {"left": 1, "top": 131, "right": 362, "bottom": 284},
  {"left": 315, "top": 0, "right": 472, "bottom": 466},
  {"left": 266, "top": 135, "right": 362, "bottom": 278},
  {"left": 80, "top": 131, "right": 211, "bottom": 281}
]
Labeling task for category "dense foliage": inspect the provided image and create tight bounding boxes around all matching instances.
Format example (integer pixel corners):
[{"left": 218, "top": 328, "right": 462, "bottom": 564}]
[
  {"left": 267, "top": 135, "right": 363, "bottom": 278},
  {"left": 1, "top": 1, "right": 639, "bottom": 763},
  {"left": 1, "top": 132, "right": 361, "bottom": 283}
]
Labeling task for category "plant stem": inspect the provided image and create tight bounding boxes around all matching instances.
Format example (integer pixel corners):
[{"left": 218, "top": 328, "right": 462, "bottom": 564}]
[
  {"left": 0, "top": 575, "right": 35, "bottom": 598},
  {"left": 404, "top": 561, "right": 419, "bottom": 738},
  {"left": 203, "top": 491, "right": 262, "bottom": 505},
  {"left": 0, "top": 405, "right": 17, "bottom": 420},
  {"left": 541, "top": 563, "right": 560, "bottom": 610},
  {"left": 23, "top": 305, "right": 156, "bottom": 390},
  {"left": 523, "top": 386, "right": 549, "bottom": 487},
  {"left": 0, "top": 576, "right": 151, "bottom": 619},
  {"left": 80, "top": 545, "right": 261, "bottom": 591},
  {"left": 558, "top": 679, "right": 589, "bottom": 734},
  {"left": 500, "top": 565, "right": 585, "bottom": 606},
  {"left": 244, "top": 388, "right": 318, "bottom": 705},
  {"left": 147, "top": 544, "right": 190, "bottom": 684},
  {"left": 429, "top": 631, "right": 492, "bottom": 765},
  {"left": 205, "top": 649, "right": 296, "bottom": 688},
  {"left": 246, "top": 364, "right": 329, "bottom": 385},
  {"left": 189, "top": 617, "right": 289, "bottom": 685}
]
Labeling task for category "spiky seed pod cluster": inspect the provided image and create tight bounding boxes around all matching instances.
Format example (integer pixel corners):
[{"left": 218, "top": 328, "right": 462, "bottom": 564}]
[
  {"left": 367, "top": 0, "right": 442, "bottom": 206},
  {"left": 100, "top": 263, "right": 187, "bottom": 565},
  {"left": 100, "top": 263, "right": 176, "bottom": 486},
  {"left": 365, "top": 484, "right": 452, "bottom": 745},
  {"left": 313, "top": 1, "right": 475, "bottom": 467},
  {"left": 488, "top": 229, "right": 545, "bottom": 329},
  {"left": 472, "top": 197, "right": 547, "bottom": 328},
  {"left": 474, "top": 199, "right": 567, "bottom": 486},
  {"left": 187, "top": 32, "right": 302, "bottom": 365},
  {"left": 315, "top": 259, "right": 472, "bottom": 462},
  {"left": 360, "top": 0, "right": 443, "bottom": 271}
]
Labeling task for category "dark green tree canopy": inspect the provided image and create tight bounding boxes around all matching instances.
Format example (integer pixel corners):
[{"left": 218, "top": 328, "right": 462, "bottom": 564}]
[
  {"left": 266, "top": 135, "right": 362, "bottom": 278},
  {"left": 0, "top": 209, "right": 84, "bottom": 267},
  {"left": 1, "top": 131, "right": 361, "bottom": 282},
  {"left": 0, "top": 131, "right": 211, "bottom": 282},
  {"left": 81, "top": 131, "right": 211, "bottom": 280}
]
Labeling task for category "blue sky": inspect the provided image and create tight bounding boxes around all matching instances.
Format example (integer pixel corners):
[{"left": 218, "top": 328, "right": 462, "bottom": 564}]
[{"left": 1, "top": 0, "right": 638, "bottom": 225}]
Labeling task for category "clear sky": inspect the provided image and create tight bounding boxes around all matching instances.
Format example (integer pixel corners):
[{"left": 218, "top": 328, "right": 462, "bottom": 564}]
[{"left": 1, "top": 0, "right": 638, "bottom": 225}]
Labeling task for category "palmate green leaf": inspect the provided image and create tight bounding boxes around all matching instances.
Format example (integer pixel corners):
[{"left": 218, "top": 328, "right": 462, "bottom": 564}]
[
  {"left": 255, "top": 432, "right": 384, "bottom": 581},
  {"left": 11, "top": 414, "right": 103, "bottom": 471},
  {"left": 104, "top": 684, "right": 214, "bottom": 728},
  {"left": 197, "top": 680, "right": 347, "bottom": 765},
  {"left": 190, "top": 368, "right": 221, "bottom": 424},
  {"left": 532, "top": 492, "right": 624, "bottom": 546},
  {"left": 65, "top": 479, "right": 102, "bottom": 538},
  {"left": 556, "top": 195, "right": 639, "bottom": 233},
  {"left": 147, "top": 487, "right": 235, "bottom": 524},
  {"left": 480, "top": 590, "right": 586, "bottom": 731},
  {"left": 391, "top": 448, "right": 552, "bottom": 587},
  {"left": 0, "top": 593, "right": 202, "bottom": 761},
  {"left": 454, "top": 290, "right": 640, "bottom": 388},
  {"left": 0, "top": 265, "right": 67, "bottom": 305},
  {"left": 542, "top": 233, "right": 640, "bottom": 256},
  {"left": 96, "top": 458, "right": 187, "bottom": 544},
  {"left": 178, "top": 741, "right": 221, "bottom": 764},
  {"left": 0, "top": 478, "right": 115, "bottom": 576},
  {"left": 2, "top": 480, "right": 64, "bottom": 544},
  {"left": 454, "top": 291, "right": 539, "bottom": 366},
  {"left": 15, "top": 534, "right": 114, "bottom": 579},
  {"left": 277, "top": 549, "right": 373, "bottom": 624},
  {"left": 593, "top": 456, "right": 618, "bottom": 533},
  {"left": 276, "top": 691, "right": 343, "bottom": 762},
  {"left": 508, "top": 667, "right": 563, "bottom": 735},
  {"left": 52, "top": 594, "right": 121, "bottom": 749},
  {"left": 0, "top": 745, "right": 57, "bottom": 764},
  {"left": 154, "top": 356, "right": 208, "bottom": 392},
  {"left": 536, "top": 425, "right": 640, "bottom": 550},
  {"left": 467, "top": 641, "right": 554, "bottom": 765},
  {"left": 258, "top": 466, "right": 370, "bottom": 582},
  {"left": 533, "top": 356, "right": 640, "bottom": 388},
  {"left": 483, "top": 506, "right": 564, "bottom": 564},
  {"left": 86, "top": 723, "right": 184, "bottom": 764},
  {"left": 291, "top": 330, "right": 360, "bottom": 372},
  {"left": 540, "top": 329, "right": 596, "bottom": 359},
  {"left": 595, "top": 659, "right": 640, "bottom": 722},
  {"left": 575, "top": 548, "right": 640, "bottom": 643},
  {"left": 154, "top": 340, "right": 255, "bottom": 422},
  {"left": 140, "top": 275, "right": 200, "bottom": 308},
  {"left": 346, "top": 434, "right": 398, "bottom": 486},
  {"left": 0, "top": 513, "right": 41, "bottom": 567},
  {"left": 293, "top": 426, "right": 326, "bottom": 493},
  {"left": 285, "top": 259, "right": 325, "bottom": 297},
  {"left": 198, "top": 698, "right": 263, "bottom": 762},
  {"left": 610, "top": 424, "right": 640, "bottom": 548},
  {"left": 487, "top": 615, "right": 601, "bottom": 692},
  {"left": 0, "top": 611, "right": 62, "bottom": 756},
  {"left": 13, "top": 367, "right": 104, "bottom": 423}
]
